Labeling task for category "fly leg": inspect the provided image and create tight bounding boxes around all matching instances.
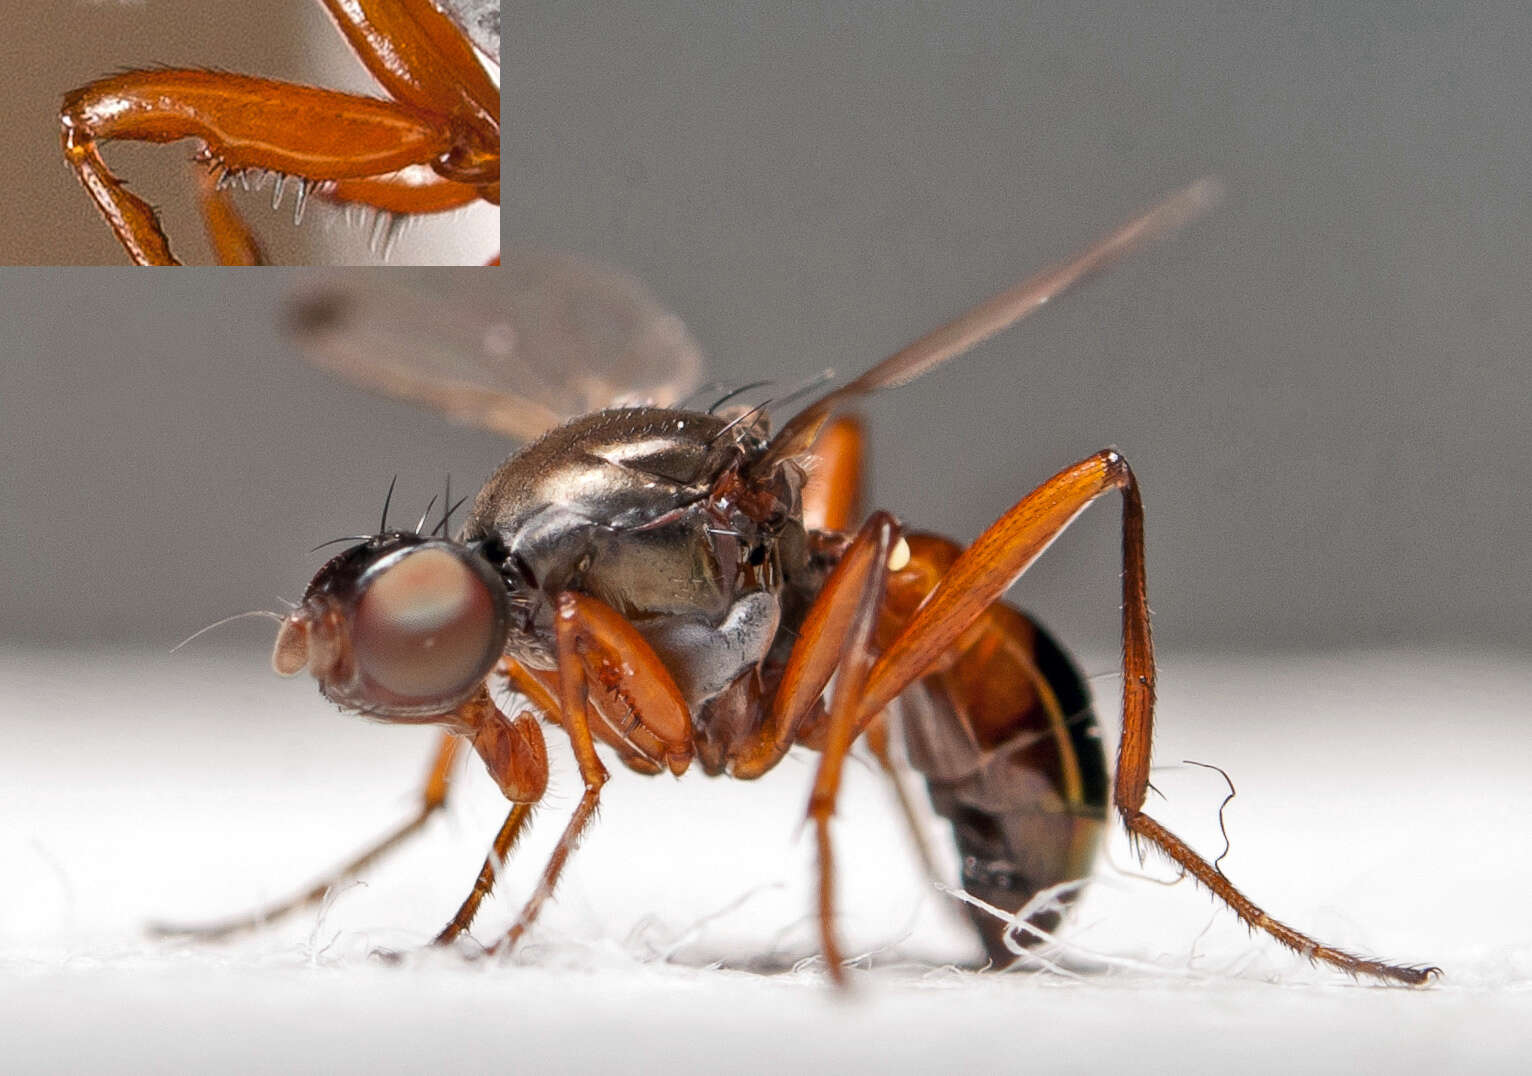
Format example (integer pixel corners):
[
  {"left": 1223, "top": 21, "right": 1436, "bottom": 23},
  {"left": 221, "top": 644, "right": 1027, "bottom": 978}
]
[
  {"left": 802, "top": 414, "right": 866, "bottom": 533},
  {"left": 190, "top": 165, "right": 489, "bottom": 266},
  {"left": 804, "top": 514, "right": 900, "bottom": 983},
  {"left": 274, "top": 0, "right": 504, "bottom": 254},
  {"left": 315, "top": 0, "right": 499, "bottom": 181},
  {"left": 489, "top": 593, "right": 694, "bottom": 955},
  {"left": 429, "top": 686, "right": 549, "bottom": 947},
  {"left": 151, "top": 730, "right": 463, "bottom": 940},
  {"left": 61, "top": 72, "right": 456, "bottom": 265},
  {"left": 503, "top": 659, "right": 666, "bottom": 777},
  {"left": 801, "top": 420, "right": 944, "bottom": 884},
  {"left": 194, "top": 167, "right": 269, "bottom": 266},
  {"left": 727, "top": 513, "right": 900, "bottom": 983},
  {"left": 850, "top": 450, "right": 1438, "bottom": 985}
]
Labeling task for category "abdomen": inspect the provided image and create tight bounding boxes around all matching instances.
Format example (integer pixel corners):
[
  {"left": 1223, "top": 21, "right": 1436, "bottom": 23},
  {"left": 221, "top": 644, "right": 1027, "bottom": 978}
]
[{"left": 878, "top": 533, "right": 1108, "bottom": 965}]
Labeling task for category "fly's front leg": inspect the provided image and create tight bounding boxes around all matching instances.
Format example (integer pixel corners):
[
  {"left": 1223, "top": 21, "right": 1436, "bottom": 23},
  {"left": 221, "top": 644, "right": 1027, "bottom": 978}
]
[
  {"left": 490, "top": 592, "right": 695, "bottom": 955},
  {"left": 432, "top": 801, "right": 536, "bottom": 947},
  {"left": 60, "top": 71, "right": 454, "bottom": 264},
  {"left": 151, "top": 730, "right": 462, "bottom": 940},
  {"left": 503, "top": 659, "right": 665, "bottom": 776},
  {"left": 430, "top": 683, "right": 547, "bottom": 946},
  {"left": 852, "top": 450, "right": 1437, "bottom": 985}
]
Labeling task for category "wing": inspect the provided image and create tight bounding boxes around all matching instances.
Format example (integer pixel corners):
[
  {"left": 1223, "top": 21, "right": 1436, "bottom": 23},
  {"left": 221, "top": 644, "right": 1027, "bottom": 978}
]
[
  {"left": 288, "top": 252, "right": 705, "bottom": 443},
  {"left": 760, "top": 177, "right": 1224, "bottom": 470}
]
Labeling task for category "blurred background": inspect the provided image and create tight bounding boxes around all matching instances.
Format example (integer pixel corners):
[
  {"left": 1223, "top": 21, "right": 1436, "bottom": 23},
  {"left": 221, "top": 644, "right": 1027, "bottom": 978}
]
[
  {"left": 2, "top": 2, "right": 1526, "bottom": 652},
  {"left": 3, "top": 0, "right": 497, "bottom": 264},
  {"left": 1, "top": 3, "right": 1528, "bottom": 1069}
]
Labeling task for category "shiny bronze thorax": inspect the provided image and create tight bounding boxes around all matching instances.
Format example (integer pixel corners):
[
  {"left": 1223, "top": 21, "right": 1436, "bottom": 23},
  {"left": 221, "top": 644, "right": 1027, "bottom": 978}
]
[{"left": 463, "top": 407, "right": 815, "bottom": 722}]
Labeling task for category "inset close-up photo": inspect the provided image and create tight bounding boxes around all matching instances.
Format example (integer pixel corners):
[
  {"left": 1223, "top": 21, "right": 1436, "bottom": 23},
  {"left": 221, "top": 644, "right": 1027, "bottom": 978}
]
[{"left": 4, "top": 0, "right": 499, "bottom": 265}]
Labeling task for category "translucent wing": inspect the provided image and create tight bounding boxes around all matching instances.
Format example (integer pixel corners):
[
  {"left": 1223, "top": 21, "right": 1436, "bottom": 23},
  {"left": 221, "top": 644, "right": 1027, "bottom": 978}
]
[
  {"left": 760, "top": 177, "right": 1223, "bottom": 469},
  {"left": 433, "top": 0, "right": 499, "bottom": 63},
  {"left": 289, "top": 252, "right": 705, "bottom": 443}
]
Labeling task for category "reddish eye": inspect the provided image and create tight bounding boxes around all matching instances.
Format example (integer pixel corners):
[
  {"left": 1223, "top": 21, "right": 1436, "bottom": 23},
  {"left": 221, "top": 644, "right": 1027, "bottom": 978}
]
[{"left": 352, "top": 546, "right": 501, "bottom": 706}]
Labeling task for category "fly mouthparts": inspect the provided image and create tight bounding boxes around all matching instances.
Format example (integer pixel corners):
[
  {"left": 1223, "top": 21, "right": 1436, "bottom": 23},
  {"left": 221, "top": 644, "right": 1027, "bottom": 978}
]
[{"left": 271, "top": 614, "right": 310, "bottom": 677}]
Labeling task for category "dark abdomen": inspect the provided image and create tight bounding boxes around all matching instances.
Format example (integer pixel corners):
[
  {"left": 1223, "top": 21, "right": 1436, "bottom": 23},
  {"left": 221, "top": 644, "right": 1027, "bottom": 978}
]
[{"left": 879, "top": 533, "right": 1107, "bottom": 965}]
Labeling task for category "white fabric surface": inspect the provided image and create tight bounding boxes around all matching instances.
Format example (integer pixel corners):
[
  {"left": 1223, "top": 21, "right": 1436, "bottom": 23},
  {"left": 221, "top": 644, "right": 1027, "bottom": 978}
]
[{"left": 1, "top": 648, "right": 1526, "bottom": 1072}]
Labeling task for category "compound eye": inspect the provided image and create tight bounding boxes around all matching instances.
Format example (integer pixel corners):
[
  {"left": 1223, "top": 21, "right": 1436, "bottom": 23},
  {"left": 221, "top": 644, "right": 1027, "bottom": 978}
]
[{"left": 351, "top": 546, "right": 502, "bottom": 708}]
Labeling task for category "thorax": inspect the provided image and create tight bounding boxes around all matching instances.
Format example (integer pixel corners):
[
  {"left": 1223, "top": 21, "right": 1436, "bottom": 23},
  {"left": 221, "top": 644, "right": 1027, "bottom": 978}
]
[{"left": 461, "top": 407, "right": 820, "bottom": 718}]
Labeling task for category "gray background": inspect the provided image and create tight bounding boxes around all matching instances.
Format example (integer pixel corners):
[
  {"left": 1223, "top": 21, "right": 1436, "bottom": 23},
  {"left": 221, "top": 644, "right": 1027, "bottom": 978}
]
[{"left": 2, "top": 3, "right": 1528, "bottom": 654}]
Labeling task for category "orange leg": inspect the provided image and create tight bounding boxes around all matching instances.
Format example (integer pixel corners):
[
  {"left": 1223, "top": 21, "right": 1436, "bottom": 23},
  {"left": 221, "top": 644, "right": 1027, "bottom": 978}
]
[
  {"left": 151, "top": 730, "right": 462, "bottom": 939},
  {"left": 801, "top": 415, "right": 867, "bottom": 533},
  {"left": 727, "top": 513, "right": 901, "bottom": 980},
  {"left": 432, "top": 802, "right": 537, "bottom": 946},
  {"left": 490, "top": 593, "right": 695, "bottom": 954},
  {"left": 62, "top": 72, "right": 455, "bottom": 265},
  {"left": 194, "top": 167, "right": 270, "bottom": 266},
  {"left": 553, "top": 594, "right": 695, "bottom": 777},
  {"left": 427, "top": 683, "right": 551, "bottom": 945},
  {"left": 281, "top": 1, "right": 500, "bottom": 241},
  {"left": 800, "top": 514, "right": 901, "bottom": 984},
  {"left": 840, "top": 450, "right": 1436, "bottom": 985},
  {"left": 456, "top": 684, "right": 550, "bottom": 805},
  {"left": 730, "top": 512, "right": 901, "bottom": 780},
  {"left": 800, "top": 417, "right": 943, "bottom": 883},
  {"left": 504, "top": 658, "right": 665, "bottom": 777},
  {"left": 316, "top": 0, "right": 499, "bottom": 175},
  {"left": 324, "top": 169, "right": 487, "bottom": 215}
]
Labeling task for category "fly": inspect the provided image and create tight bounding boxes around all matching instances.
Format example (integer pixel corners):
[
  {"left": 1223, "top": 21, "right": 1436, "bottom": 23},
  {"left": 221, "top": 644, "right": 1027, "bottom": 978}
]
[{"left": 156, "top": 179, "right": 1438, "bottom": 987}]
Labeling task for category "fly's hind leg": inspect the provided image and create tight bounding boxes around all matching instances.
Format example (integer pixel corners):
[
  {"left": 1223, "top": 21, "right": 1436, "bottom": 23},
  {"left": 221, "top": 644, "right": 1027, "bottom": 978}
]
[
  {"left": 151, "top": 730, "right": 463, "bottom": 940},
  {"left": 849, "top": 450, "right": 1437, "bottom": 985}
]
